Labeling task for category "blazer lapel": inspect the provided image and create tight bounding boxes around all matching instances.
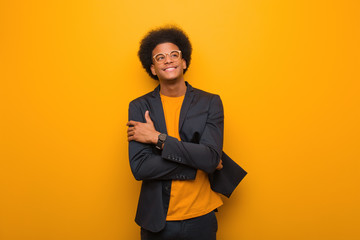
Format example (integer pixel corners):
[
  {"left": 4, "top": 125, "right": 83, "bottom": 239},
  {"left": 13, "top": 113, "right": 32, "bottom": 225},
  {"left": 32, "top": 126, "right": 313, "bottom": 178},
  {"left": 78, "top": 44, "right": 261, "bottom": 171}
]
[
  {"left": 148, "top": 85, "right": 168, "bottom": 134},
  {"left": 179, "top": 82, "right": 195, "bottom": 132}
]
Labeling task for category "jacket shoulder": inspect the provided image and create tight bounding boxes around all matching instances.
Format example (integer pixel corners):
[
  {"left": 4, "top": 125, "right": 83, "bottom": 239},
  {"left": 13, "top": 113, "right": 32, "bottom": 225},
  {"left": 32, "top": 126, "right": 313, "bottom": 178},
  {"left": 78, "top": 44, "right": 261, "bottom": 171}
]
[
  {"left": 129, "top": 91, "right": 153, "bottom": 107},
  {"left": 192, "top": 87, "right": 221, "bottom": 101}
]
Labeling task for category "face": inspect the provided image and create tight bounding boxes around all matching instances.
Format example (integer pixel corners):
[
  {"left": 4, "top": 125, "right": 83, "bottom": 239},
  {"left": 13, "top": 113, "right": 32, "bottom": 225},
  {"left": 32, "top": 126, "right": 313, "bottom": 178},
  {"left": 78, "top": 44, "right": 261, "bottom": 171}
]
[{"left": 150, "top": 42, "right": 187, "bottom": 82}]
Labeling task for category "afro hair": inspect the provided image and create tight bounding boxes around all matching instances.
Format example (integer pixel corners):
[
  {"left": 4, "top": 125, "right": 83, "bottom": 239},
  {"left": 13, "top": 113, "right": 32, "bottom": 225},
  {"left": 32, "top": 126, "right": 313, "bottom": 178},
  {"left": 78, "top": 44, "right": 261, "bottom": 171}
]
[{"left": 138, "top": 25, "right": 192, "bottom": 80}]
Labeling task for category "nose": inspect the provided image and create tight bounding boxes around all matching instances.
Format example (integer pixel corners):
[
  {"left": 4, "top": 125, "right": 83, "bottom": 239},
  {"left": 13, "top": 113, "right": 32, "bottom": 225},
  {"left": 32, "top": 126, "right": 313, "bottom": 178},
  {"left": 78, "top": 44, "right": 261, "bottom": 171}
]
[{"left": 164, "top": 53, "right": 173, "bottom": 64}]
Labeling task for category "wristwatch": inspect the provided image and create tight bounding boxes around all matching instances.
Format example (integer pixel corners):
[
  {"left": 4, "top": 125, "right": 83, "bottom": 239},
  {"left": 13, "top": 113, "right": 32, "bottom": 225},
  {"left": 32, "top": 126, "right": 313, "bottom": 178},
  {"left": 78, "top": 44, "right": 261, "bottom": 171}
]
[{"left": 156, "top": 133, "right": 167, "bottom": 150}]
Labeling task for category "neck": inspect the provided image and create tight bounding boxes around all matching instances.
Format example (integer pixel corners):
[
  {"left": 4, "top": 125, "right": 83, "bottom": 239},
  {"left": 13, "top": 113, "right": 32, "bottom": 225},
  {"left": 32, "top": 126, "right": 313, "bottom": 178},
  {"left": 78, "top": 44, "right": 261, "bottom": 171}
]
[{"left": 159, "top": 78, "right": 187, "bottom": 97}]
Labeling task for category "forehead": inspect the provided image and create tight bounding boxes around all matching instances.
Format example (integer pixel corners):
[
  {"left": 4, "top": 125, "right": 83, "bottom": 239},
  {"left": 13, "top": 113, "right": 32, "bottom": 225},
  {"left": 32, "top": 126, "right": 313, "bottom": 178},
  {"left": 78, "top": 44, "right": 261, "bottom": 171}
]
[{"left": 152, "top": 42, "right": 180, "bottom": 55}]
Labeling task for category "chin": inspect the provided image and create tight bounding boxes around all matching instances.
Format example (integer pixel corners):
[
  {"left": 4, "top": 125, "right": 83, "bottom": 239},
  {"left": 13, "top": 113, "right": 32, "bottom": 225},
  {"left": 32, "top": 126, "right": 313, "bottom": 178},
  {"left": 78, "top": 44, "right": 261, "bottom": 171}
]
[{"left": 160, "top": 74, "right": 181, "bottom": 81}]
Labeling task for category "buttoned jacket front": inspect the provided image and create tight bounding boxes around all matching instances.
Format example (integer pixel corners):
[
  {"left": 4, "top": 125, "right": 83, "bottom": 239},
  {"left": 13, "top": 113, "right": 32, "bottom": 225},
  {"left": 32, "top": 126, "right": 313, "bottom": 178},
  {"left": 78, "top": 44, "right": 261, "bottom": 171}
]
[{"left": 128, "top": 82, "right": 246, "bottom": 232}]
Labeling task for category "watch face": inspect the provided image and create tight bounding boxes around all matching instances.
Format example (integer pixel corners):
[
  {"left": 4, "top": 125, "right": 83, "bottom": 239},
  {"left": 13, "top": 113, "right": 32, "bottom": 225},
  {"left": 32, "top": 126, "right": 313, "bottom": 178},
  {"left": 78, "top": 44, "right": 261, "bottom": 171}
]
[{"left": 159, "top": 133, "right": 167, "bottom": 141}]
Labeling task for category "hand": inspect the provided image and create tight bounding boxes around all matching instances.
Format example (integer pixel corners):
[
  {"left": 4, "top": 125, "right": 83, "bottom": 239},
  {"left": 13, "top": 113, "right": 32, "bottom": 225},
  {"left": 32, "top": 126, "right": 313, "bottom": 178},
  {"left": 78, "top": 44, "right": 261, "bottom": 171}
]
[
  {"left": 216, "top": 159, "right": 223, "bottom": 170},
  {"left": 127, "top": 110, "right": 160, "bottom": 144}
]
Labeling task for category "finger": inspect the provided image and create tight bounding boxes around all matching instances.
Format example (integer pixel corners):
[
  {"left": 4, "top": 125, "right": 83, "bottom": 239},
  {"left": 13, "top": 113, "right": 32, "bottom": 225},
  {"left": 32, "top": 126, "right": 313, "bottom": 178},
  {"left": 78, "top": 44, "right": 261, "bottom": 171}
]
[
  {"left": 127, "top": 127, "right": 134, "bottom": 133},
  {"left": 127, "top": 120, "right": 138, "bottom": 126},
  {"left": 127, "top": 130, "right": 134, "bottom": 137},
  {"left": 127, "top": 121, "right": 137, "bottom": 126},
  {"left": 216, "top": 159, "right": 223, "bottom": 170},
  {"left": 144, "top": 110, "right": 153, "bottom": 124},
  {"left": 128, "top": 134, "right": 136, "bottom": 141}
]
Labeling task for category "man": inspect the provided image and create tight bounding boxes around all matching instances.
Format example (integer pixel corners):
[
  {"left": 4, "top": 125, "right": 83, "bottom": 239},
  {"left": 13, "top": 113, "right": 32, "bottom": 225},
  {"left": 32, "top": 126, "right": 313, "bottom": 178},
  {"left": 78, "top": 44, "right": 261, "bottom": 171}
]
[{"left": 127, "top": 26, "right": 246, "bottom": 240}]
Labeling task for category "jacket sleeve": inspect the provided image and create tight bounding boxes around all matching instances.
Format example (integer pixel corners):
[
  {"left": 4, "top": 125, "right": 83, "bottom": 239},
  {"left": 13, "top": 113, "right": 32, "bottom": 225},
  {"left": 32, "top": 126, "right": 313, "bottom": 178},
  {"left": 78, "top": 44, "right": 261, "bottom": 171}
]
[
  {"left": 128, "top": 101, "right": 196, "bottom": 181},
  {"left": 161, "top": 95, "right": 224, "bottom": 174}
]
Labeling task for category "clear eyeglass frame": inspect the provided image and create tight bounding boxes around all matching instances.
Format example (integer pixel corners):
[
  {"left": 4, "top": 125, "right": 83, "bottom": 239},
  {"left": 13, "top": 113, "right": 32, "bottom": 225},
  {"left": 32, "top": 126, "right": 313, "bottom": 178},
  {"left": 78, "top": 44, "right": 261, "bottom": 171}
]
[{"left": 153, "top": 50, "right": 182, "bottom": 63}]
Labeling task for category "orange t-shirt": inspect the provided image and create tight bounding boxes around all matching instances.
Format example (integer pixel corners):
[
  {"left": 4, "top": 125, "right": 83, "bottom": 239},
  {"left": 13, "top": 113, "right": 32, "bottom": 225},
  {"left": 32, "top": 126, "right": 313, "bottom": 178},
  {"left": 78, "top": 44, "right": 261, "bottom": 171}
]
[{"left": 160, "top": 94, "right": 223, "bottom": 221}]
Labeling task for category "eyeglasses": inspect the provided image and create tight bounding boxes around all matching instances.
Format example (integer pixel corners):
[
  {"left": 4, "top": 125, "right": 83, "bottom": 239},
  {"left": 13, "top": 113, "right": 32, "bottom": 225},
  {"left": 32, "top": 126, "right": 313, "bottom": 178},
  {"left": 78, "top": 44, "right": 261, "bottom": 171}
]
[{"left": 153, "top": 50, "right": 182, "bottom": 63}]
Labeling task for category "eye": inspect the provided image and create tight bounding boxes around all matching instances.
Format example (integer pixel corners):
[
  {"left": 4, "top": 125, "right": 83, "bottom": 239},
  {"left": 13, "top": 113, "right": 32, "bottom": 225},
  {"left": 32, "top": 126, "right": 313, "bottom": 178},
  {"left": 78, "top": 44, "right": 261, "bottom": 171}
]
[
  {"left": 170, "top": 51, "right": 179, "bottom": 57},
  {"left": 155, "top": 54, "right": 165, "bottom": 62}
]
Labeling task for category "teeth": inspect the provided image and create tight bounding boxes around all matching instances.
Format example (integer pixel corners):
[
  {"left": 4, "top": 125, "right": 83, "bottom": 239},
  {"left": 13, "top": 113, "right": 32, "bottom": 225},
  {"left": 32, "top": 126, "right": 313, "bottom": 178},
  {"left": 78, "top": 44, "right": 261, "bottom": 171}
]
[{"left": 165, "top": 67, "right": 176, "bottom": 71}]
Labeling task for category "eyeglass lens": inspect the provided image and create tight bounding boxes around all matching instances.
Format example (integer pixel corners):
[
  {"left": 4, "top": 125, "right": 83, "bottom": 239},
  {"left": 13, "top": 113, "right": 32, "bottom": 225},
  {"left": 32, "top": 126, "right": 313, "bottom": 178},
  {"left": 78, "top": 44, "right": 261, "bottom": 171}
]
[{"left": 154, "top": 51, "right": 180, "bottom": 63}]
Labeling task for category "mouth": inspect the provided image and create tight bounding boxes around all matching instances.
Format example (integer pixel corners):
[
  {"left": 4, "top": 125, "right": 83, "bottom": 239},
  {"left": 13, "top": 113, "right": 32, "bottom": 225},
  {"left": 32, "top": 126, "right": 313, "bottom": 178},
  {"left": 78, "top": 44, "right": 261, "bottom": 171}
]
[{"left": 163, "top": 66, "right": 177, "bottom": 72}]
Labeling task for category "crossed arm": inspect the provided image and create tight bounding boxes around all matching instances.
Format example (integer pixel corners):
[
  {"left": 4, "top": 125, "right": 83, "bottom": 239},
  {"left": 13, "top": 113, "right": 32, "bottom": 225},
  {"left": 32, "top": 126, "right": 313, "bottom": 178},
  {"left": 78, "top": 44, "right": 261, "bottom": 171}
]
[{"left": 127, "top": 96, "right": 223, "bottom": 181}]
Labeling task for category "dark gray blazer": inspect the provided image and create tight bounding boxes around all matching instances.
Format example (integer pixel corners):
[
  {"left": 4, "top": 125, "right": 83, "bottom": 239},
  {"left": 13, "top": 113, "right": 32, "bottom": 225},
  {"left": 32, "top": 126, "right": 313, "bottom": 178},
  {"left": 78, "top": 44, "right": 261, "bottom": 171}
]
[{"left": 128, "top": 82, "right": 247, "bottom": 232}]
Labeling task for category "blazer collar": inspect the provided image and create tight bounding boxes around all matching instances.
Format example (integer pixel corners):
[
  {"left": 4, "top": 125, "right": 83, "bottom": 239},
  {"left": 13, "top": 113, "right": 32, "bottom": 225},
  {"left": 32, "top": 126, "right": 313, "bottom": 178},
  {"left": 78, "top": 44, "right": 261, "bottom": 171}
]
[
  {"left": 150, "top": 81, "right": 194, "bottom": 97},
  {"left": 149, "top": 81, "right": 196, "bottom": 134}
]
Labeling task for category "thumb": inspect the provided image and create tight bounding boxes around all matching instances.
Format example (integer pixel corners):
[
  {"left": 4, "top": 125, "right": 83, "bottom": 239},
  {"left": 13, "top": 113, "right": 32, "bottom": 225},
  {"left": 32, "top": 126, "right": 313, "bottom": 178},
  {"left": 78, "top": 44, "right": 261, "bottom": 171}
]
[{"left": 145, "top": 110, "right": 153, "bottom": 124}]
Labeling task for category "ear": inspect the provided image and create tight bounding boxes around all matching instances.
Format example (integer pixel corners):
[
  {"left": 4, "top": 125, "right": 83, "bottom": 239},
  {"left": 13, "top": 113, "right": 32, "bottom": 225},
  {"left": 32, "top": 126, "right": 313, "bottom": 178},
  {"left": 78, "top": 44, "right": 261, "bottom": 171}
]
[
  {"left": 182, "top": 59, "right": 187, "bottom": 70},
  {"left": 150, "top": 64, "right": 157, "bottom": 76}
]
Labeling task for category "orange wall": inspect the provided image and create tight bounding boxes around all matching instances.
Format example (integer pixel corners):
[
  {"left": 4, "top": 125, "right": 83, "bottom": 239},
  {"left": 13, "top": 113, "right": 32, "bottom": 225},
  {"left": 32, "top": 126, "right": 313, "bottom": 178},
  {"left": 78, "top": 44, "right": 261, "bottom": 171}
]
[{"left": 1, "top": 1, "right": 359, "bottom": 239}]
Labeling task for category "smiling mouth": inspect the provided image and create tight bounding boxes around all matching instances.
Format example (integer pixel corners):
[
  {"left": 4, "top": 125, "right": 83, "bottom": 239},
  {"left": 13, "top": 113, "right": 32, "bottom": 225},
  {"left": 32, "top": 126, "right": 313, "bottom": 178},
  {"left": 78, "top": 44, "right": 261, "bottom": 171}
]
[{"left": 163, "top": 67, "right": 177, "bottom": 72}]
